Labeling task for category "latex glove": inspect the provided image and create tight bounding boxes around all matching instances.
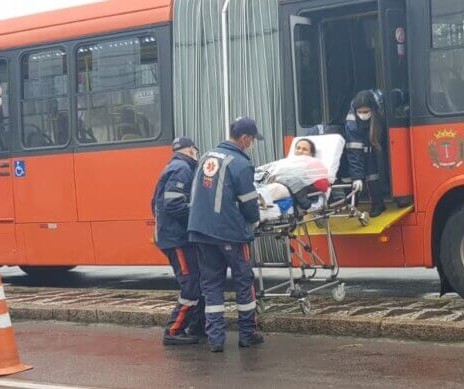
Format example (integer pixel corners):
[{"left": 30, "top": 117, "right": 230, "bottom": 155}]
[
  {"left": 252, "top": 221, "right": 260, "bottom": 229},
  {"left": 352, "top": 179, "right": 363, "bottom": 192}
]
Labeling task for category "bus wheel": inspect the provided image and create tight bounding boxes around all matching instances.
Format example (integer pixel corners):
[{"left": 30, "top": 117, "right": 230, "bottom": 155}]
[
  {"left": 439, "top": 205, "right": 464, "bottom": 297},
  {"left": 19, "top": 266, "right": 76, "bottom": 278}
]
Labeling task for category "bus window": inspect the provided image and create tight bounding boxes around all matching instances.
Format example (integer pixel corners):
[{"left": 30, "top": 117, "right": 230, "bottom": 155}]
[
  {"left": 429, "top": 0, "right": 464, "bottom": 114},
  {"left": 0, "top": 60, "right": 10, "bottom": 152},
  {"left": 21, "top": 48, "right": 69, "bottom": 148},
  {"left": 76, "top": 34, "right": 161, "bottom": 144},
  {"left": 291, "top": 18, "right": 323, "bottom": 130}
]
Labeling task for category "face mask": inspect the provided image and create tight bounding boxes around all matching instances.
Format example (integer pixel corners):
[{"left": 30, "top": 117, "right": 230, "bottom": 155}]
[{"left": 357, "top": 111, "right": 372, "bottom": 121}]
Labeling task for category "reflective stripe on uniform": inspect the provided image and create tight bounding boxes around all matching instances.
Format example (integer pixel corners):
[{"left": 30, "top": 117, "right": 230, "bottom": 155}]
[
  {"left": 164, "top": 192, "right": 185, "bottom": 200},
  {"left": 237, "top": 301, "right": 256, "bottom": 312},
  {"left": 346, "top": 142, "right": 364, "bottom": 150},
  {"left": 0, "top": 285, "right": 5, "bottom": 301},
  {"left": 0, "top": 313, "right": 12, "bottom": 329},
  {"left": 178, "top": 297, "right": 199, "bottom": 306},
  {"left": 366, "top": 173, "right": 380, "bottom": 181},
  {"left": 214, "top": 155, "right": 234, "bottom": 213},
  {"left": 205, "top": 304, "right": 225, "bottom": 313},
  {"left": 237, "top": 190, "right": 258, "bottom": 203},
  {"left": 190, "top": 154, "right": 209, "bottom": 206}
]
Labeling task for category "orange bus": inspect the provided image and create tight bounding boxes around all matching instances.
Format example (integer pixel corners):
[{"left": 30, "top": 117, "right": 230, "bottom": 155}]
[{"left": 0, "top": 0, "right": 464, "bottom": 298}]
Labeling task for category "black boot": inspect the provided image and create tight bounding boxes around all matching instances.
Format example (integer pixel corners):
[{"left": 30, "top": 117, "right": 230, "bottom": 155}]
[
  {"left": 367, "top": 179, "right": 385, "bottom": 218},
  {"left": 163, "top": 330, "right": 199, "bottom": 345},
  {"left": 370, "top": 204, "right": 386, "bottom": 217},
  {"left": 238, "top": 332, "right": 264, "bottom": 348}
]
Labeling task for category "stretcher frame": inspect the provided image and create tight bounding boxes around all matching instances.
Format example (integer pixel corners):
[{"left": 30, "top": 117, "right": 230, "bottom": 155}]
[{"left": 253, "top": 185, "right": 368, "bottom": 314}]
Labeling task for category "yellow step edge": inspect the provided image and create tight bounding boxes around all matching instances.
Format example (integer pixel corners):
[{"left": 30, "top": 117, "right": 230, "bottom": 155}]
[{"left": 298, "top": 204, "right": 414, "bottom": 236}]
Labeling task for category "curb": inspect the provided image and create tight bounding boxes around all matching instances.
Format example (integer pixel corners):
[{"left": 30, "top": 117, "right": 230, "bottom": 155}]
[{"left": 6, "top": 286, "right": 464, "bottom": 342}]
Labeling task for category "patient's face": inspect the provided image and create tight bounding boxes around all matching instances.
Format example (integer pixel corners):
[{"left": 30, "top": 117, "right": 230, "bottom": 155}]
[{"left": 294, "top": 140, "right": 312, "bottom": 156}]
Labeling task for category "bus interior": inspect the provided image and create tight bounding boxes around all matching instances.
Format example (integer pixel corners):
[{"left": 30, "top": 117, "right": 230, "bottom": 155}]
[{"left": 292, "top": 1, "right": 410, "bottom": 205}]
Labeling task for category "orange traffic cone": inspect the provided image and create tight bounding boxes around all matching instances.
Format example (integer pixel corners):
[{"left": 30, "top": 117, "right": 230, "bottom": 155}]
[{"left": 0, "top": 277, "right": 32, "bottom": 376}]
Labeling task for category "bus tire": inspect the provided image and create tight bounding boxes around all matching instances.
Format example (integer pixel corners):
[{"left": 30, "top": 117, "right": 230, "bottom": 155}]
[
  {"left": 439, "top": 205, "right": 464, "bottom": 297},
  {"left": 19, "top": 266, "right": 76, "bottom": 278}
]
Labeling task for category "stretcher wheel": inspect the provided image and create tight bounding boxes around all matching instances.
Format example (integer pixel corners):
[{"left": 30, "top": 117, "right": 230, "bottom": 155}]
[
  {"left": 256, "top": 300, "right": 265, "bottom": 315},
  {"left": 331, "top": 283, "right": 346, "bottom": 302},
  {"left": 359, "top": 211, "right": 370, "bottom": 226},
  {"left": 299, "top": 297, "right": 311, "bottom": 315}
]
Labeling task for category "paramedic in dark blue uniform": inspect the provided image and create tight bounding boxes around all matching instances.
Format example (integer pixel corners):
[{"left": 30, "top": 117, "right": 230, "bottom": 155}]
[
  {"left": 188, "top": 117, "right": 264, "bottom": 352},
  {"left": 152, "top": 136, "right": 205, "bottom": 345},
  {"left": 345, "top": 90, "right": 386, "bottom": 217}
]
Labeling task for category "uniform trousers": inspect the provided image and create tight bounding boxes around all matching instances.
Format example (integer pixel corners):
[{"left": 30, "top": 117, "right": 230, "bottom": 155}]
[
  {"left": 196, "top": 242, "right": 257, "bottom": 345},
  {"left": 163, "top": 244, "right": 205, "bottom": 336}
]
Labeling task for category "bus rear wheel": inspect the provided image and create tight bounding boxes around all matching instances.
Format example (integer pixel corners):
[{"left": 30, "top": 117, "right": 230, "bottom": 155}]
[
  {"left": 439, "top": 205, "right": 464, "bottom": 297},
  {"left": 19, "top": 266, "right": 76, "bottom": 278}
]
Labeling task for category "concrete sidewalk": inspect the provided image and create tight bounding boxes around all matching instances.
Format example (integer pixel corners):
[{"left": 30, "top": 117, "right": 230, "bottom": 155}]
[{"left": 5, "top": 285, "right": 464, "bottom": 342}]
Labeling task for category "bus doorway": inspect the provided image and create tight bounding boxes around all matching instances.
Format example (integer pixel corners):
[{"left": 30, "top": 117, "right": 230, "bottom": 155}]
[{"left": 286, "top": 0, "right": 412, "bottom": 210}]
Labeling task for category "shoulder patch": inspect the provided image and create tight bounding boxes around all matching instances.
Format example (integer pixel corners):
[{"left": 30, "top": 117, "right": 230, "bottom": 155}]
[{"left": 175, "top": 182, "right": 185, "bottom": 189}]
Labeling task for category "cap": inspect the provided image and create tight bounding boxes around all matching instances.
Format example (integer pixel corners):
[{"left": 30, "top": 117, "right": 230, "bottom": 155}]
[
  {"left": 231, "top": 117, "right": 264, "bottom": 140},
  {"left": 172, "top": 136, "right": 197, "bottom": 152}
]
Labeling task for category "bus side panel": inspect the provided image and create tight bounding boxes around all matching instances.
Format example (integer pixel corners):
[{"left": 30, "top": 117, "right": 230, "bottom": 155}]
[
  {"left": 411, "top": 124, "right": 464, "bottom": 213},
  {"left": 0, "top": 158, "right": 16, "bottom": 263},
  {"left": 14, "top": 225, "right": 27, "bottom": 265},
  {"left": 389, "top": 127, "right": 413, "bottom": 197},
  {"left": 92, "top": 220, "right": 166, "bottom": 265},
  {"left": 0, "top": 2, "right": 172, "bottom": 50},
  {"left": 0, "top": 224, "right": 17, "bottom": 264},
  {"left": 13, "top": 154, "right": 77, "bottom": 222},
  {"left": 402, "top": 224, "right": 425, "bottom": 267},
  {"left": 21, "top": 222, "right": 94, "bottom": 265},
  {"left": 308, "top": 227, "right": 405, "bottom": 267},
  {"left": 74, "top": 146, "right": 170, "bottom": 221}
]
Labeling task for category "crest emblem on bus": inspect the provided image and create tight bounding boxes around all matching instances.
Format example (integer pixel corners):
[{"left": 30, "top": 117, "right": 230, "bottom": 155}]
[{"left": 428, "top": 129, "right": 464, "bottom": 169}]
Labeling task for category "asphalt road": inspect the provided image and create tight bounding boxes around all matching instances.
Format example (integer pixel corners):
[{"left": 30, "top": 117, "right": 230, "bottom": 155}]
[
  {"left": 0, "top": 265, "right": 444, "bottom": 298},
  {"left": 2, "top": 321, "right": 463, "bottom": 389}
]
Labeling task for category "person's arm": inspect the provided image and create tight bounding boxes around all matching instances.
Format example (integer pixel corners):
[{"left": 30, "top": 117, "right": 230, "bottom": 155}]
[
  {"left": 163, "top": 165, "right": 193, "bottom": 221},
  {"left": 235, "top": 165, "right": 260, "bottom": 224}
]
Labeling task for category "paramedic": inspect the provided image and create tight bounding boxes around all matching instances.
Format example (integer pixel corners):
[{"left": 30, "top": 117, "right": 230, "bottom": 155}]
[
  {"left": 152, "top": 136, "right": 205, "bottom": 345},
  {"left": 345, "top": 90, "right": 386, "bottom": 217},
  {"left": 188, "top": 117, "right": 264, "bottom": 352},
  {"left": 294, "top": 138, "right": 316, "bottom": 157}
]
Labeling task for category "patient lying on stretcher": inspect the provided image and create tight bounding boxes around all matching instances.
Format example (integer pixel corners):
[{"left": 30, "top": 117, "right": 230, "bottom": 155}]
[{"left": 255, "top": 139, "right": 330, "bottom": 219}]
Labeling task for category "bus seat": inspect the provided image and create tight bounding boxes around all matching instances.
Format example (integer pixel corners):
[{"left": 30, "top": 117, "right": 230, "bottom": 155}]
[
  {"left": 121, "top": 133, "right": 143, "bottom": 141},
  {"left": 117, "top": 123, "right": 142, "bottom": 141},
  {"left": 26, "top": 131, "right": 52, "bottom": 148},
  {"left": 445, "top": 78, "right": 464, "bottom": 111},
  {"left": 431, "top": 92, "right": 450, "bottom": 112},
  {"left": 56, "top": 111, "right": 69, "bottom": 145}
]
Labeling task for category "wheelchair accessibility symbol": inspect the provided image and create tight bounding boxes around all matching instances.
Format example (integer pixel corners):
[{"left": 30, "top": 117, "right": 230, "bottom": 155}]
[{"left": 14, "top": 161, "right": 26, "bottom": 177}]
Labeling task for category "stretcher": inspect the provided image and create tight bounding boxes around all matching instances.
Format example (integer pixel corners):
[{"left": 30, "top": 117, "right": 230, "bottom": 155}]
[{"left": 252, "top": 134, "right": 369, "bottom": 314}]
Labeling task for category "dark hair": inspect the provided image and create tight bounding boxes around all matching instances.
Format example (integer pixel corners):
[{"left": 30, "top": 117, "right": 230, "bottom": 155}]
[
  {"left": 295, "top": 138, "right": 316, "bottom": 157},
  {"left": 352, "top": 90, "right": 383, "bottom": 151},
  {"left": 352, "top": 90, "right": 378, "bottom": 110}
]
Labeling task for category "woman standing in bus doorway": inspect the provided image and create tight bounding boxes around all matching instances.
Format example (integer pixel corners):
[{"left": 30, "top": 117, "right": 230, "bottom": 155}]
[{"left": 344, "top": 90, "right": 386, "bottom": 217}]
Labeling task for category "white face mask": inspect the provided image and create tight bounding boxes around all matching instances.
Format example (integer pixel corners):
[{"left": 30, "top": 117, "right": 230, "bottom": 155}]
[{"left": 357, "top": 111, "right": 372, "bottom": 121}]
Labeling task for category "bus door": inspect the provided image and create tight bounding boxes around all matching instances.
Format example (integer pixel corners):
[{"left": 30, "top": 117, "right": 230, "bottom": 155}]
[
  {"left": 0, "top": 59, "right": 16, "bottom": 263},
  {"left": 378, "top": 0, "right": 413, "bottom": 205}
]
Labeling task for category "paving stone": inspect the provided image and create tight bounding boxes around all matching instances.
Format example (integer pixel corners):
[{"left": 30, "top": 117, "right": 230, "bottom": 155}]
[{"left": 5, "top": 285, "right": 464, "bottom": 342}]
